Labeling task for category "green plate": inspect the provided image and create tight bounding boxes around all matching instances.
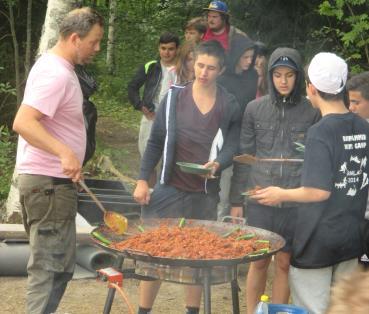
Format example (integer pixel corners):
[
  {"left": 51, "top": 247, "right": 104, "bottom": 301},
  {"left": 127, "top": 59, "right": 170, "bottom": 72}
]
[
  {"left": 241, "top": 191, "right": 253, "bottom": 196},
  {"left": 241, "top": 190, "right": 258, "bottom": 198},
  {"left": 176, "top": 162, "right": 211, "bottom": 175}
]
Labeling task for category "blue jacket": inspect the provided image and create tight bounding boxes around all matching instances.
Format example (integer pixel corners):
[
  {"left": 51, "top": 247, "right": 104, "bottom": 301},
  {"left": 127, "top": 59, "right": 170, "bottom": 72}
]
[{"left": 138, "top": 83, "right": 241, "bottom": 193}]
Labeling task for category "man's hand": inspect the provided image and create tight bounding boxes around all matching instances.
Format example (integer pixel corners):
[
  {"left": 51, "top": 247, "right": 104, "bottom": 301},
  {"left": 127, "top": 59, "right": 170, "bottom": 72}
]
[
  {"left": 141, "top": 106, "right": 155, "bottom": 120},
  {"left": 133, "top": 180, "right": 151, "bottom": 205},
  {"left": 230, "top": 206, "right": 243, "bottom": 223},
  {"left": 59, "top": 149, "right": 82, "bottom": 182},
  {"left": 250, "top": 186, "right": 285, "bottom": 206},
  {"left": 251, "top": 186, "right": 330, "bottom": 205},
  {"left": 202, "top": 161, "right": 220, "bottom": 179}
]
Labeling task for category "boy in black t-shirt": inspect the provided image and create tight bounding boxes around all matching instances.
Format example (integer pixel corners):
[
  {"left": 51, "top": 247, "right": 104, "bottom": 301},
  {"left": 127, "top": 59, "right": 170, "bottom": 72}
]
[
  {"left": 252, "top": 52, "right": 369, "bottom": 314},
  {"left": 347, "top": 72, "right": 369, "bottom": 265}
]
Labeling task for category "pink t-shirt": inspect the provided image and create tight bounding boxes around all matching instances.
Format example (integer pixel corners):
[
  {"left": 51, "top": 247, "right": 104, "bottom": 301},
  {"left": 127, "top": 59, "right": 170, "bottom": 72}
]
[{"left": 16, "top": 53, "right": 86, "bottom": 178}]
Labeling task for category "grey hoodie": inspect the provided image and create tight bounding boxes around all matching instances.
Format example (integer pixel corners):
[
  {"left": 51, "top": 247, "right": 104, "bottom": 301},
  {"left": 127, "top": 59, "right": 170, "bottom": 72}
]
[
  {"left": 218, "top": 35, "right": 258, "bottom": 112},
  {"left": 230, "top": 47, "right": 321, "bottom": 207},
  {"left": 267, "top": 47, "right": 304, "bottom": 104}
]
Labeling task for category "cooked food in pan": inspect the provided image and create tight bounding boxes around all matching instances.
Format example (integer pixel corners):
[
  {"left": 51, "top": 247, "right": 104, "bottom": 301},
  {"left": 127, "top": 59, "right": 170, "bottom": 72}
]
[{"left": 110, "top": 223, "right": 270, "bottom": 260}]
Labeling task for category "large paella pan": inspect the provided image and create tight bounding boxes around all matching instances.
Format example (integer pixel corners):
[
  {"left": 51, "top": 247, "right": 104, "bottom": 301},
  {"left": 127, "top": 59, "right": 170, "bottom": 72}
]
[{"left": 91, "top": 218, "right": 285, "bottom": 267}]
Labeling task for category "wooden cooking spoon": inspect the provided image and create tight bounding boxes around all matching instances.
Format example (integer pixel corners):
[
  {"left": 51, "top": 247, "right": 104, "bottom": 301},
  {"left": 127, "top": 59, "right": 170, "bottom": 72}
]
[
  {"left": 78, "top": 180, "right": 128, "bottom": 235},
  {"left": 234, "top": 154, "right": 303, "bottom": 165}
]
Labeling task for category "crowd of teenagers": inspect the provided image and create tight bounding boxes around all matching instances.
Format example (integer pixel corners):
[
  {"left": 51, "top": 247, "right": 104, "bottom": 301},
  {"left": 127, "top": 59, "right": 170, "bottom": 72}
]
[
  {"left": 10, "top": 2, "right": 369, "bottom": 314},
  {"left": 130, "top": 1, "right": 369, "bottom": 314}
]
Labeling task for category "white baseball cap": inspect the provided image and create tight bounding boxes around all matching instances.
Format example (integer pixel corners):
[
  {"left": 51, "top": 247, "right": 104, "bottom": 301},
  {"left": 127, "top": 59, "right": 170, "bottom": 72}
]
[{"left": 308, "top": 52, "right": 348, "bottom": 95}]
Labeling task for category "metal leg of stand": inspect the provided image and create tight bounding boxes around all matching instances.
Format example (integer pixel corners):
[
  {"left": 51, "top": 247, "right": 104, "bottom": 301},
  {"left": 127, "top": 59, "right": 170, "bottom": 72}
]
[
  {"left": 231, "top": 266, "right": 240, "bottom": 314},
  {"left": 103, "top": 255, "right": 124, "bottom": 314},
  {"left": 231, "top": 279, "right": 240, "bottom": 314},
  {"left": 203, "top": 267, "right": 212, "bottom": 314}
]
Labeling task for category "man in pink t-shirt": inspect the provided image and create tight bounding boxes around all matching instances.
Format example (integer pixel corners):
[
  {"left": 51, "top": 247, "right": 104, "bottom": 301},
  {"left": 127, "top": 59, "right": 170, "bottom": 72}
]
[
  {"left": 202, "top": 1, "right": 248, "bottom": 51},
  {"left": 12, "top": 7, "right": 104, "bottom": 314}
]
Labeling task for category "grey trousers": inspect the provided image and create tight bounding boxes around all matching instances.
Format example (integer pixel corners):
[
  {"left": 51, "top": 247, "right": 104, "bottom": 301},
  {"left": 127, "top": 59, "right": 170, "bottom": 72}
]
[
  {"left": 217, "top": 165, "right": 233, "bottom": 219},
  {"left": 289, "top": 258, "right": 358, "bottom": 314},
  {"left": 19, "top": 174, "right": 77, "bottom": 314},
  {"left": 138, "top": 115, "right": 153, "bottom": 157}
]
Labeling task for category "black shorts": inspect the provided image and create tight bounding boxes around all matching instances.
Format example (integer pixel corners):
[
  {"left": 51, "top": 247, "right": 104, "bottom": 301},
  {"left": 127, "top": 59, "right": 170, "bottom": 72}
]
[
  {"left": 141, "top": 183, "right": 219, "bottom": 221},
  {"left": 247, "top": 203, "right": 297, "bottom": 252}
]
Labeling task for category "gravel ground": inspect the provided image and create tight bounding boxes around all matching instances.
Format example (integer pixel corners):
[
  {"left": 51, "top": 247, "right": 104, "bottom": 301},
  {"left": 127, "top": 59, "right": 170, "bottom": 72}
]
[{"left": 0, "top": 263, "right": 275, "bottom": 314}]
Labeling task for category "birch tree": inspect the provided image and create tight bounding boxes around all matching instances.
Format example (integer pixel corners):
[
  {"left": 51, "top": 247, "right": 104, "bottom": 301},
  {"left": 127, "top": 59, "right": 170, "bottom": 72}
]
[
  {"left": 5, "top": 0, "right": 78, "bottom": 222},
  {"left": 106, "top": 0, "right": 117, "bottom": 74},
  {"left": 24, "top": 0, "right": 32, "bottom": 76},
  {"left": 38, "top": 0, "right": 78, "bottom": 55},
  {"left": 1, "top": 0, "right": 21, "bottom": 105}
]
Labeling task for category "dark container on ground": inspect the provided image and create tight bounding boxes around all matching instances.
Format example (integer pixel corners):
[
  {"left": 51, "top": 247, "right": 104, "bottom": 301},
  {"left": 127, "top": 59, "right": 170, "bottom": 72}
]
[{"left": 78, "top": 178, "right": 140, "bottom": 225}]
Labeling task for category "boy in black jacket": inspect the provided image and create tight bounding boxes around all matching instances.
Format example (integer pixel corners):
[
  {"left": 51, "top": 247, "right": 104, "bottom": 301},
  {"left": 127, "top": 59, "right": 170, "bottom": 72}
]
[
  {"left": 230, "top": 47, "right": 320, "bottom": 314},
  {"left": 127, "top": 32, "right": 179, "bottom": 158}
]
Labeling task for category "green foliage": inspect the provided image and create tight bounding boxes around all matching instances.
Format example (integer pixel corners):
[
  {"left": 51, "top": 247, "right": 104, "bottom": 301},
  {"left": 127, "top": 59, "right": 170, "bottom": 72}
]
[
  {"left": 92, "top": 93, "right": 141, "bottom": 131},
  {"left": 0, "top": 0, "right": 46, "bottom": 127},
  {"left": 1, "top": 0, "right": 369, "bottom": 202},
  {"left": 0, "top": 67, "right": 16, "bottom": 96},
  {"left": 0, "top": 65, "right": 17, "bottom": 126},
  {"left": 0, "top": 82, "right": 16, "bottom": 96},
  {"left": 227, "top": 0, "right": 327, "bottom": 59},
  {"left": 0, "top": 125, "right": 16, "bottom": 199},
  {"left": 318, "top": 0, "right": 369, "bottom": 71},
  {"left": 88, "top": 0, "right": 208, "bottom": 127}
]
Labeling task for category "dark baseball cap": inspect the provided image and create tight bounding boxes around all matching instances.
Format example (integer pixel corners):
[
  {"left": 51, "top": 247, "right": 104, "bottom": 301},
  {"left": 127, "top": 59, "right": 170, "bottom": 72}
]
[{"left": 271, "top": 56, "right": 298, "bottom": 71}]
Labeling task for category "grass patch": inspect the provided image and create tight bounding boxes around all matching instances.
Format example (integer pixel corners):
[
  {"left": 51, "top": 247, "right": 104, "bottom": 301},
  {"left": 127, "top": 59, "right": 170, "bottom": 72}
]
[
  {"left": 84, "top": 94, "right": 141, "bottom": 182},
  {"left": 92, "top": 96, "right": 141, "bottom": 131}
]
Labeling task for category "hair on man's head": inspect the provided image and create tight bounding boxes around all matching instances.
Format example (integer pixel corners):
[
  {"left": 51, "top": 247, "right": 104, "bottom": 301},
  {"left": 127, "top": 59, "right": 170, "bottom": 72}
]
[
  {"left": 185, "top": 17, "right": 207, "bottom": 35},
  {"left": 255, "top": 41, "right": 268, "bottom": 57},
  {"left": 347, "top": 71, "right": 369, "bottom": 101},
  {"left": 159, "top": 32, "right": 180, "bottom": 47},
  {"left": 59, "top": 7, "right": 104, "bottom": 39},
  {"left": 194, "top": 40, "right": 226, "bottom": 68}
]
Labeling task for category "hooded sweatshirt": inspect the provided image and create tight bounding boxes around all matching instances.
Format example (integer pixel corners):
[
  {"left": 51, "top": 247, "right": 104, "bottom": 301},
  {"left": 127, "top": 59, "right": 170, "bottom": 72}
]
[
  {"left": 139, "top": 84, "right": 241, "bottom": 194},
  {"left": 230, "top": 47, "right": 321, "bottom": 207},
  {"left": 218, "top": 35, "right": 258, "bottom": 113}
]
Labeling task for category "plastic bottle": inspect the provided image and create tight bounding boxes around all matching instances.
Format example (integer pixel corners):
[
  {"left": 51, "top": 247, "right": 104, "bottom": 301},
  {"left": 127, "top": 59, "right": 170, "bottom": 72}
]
[{"left": 254, "top": 294, "right": 269, "bottom": 314}]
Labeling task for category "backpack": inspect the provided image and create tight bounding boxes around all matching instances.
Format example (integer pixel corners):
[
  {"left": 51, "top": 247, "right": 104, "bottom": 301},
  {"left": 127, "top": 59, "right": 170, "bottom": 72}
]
[{"left": 75, "top": 65, "right": 98, "bottom": 165}]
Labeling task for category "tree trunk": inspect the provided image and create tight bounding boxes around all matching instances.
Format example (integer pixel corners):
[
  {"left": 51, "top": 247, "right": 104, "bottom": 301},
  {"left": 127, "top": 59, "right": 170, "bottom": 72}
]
[
  {"left": 24, "top": 0, "right": 32, "bottom": 76},
  {"left": 106, "top": 0, "right": 117, "bottom": 74},
  {"left": 8, "top": 2, "right": 21, "bottom": 106},
  {"left": 38, "top": 0, "right": 77, "bottom": 55},
  {"left": 5, "top": 0, "right": 77, "bottom": 222}
]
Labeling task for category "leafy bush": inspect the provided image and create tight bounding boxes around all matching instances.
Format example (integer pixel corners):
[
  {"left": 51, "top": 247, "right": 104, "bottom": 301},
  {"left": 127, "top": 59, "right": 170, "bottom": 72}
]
[
  {"left": 0, "top": 65, "right": 17, "bottom": 126},
  {"left": 0, "top": 125, "right": 16, "bottom": 199},
  {"left": 318, "top": 0, "right": 369, "bottom": 72}
]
